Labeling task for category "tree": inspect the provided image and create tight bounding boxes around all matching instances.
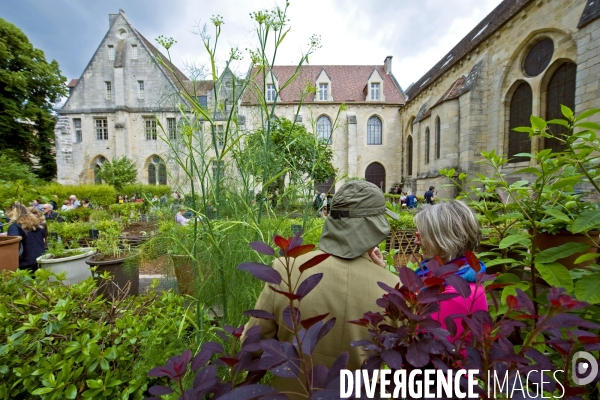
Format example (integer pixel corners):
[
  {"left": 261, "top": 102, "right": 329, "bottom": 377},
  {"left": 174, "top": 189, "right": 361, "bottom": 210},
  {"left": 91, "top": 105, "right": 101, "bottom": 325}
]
[
  {"left": 96, "top": 157, "right": 138, "bottom": 191},
  {"left": 241, "top": 117, "right": 336, "bottom": 192},
  {"left": 0, "top": 18, "right": 67, "bottom": 180}
]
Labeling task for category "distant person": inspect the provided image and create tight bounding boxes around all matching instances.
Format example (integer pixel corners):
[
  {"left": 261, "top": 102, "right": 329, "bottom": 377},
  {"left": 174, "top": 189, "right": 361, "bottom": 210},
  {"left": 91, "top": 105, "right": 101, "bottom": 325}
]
[
  {"left": 424, "top": 186, "right": 436, "bottom": 205},
  {"left": 116, "top": 195, "right": 124, "bottom": 204},
  {"left": 406, "top": 191, "right": 417, "bottom": 209},
  {"left": 70, "top": 195, "right": 80, "bottom": 209},
  {"left": 31, "top": 198, "right": 43, "bottom": 211},
  {"left": 49, "top": 195, "right": 58, "bottom": 212},
  {"left": 124, "top": 195, "right": 129, "bottom": 203},
  {"left": 81, "top": 198, "right": 93, "bottom": 209},
  {"left": 7, "top": 205, "right": 47, "bottom": 273},
  {"left": 61, "top": 199, "right": 72, "bottom": 211},
  {"left": 41, "top": 204, "right": 59, "bottom": 221},
  {"left": 160, "top": 193, "right": 168, "bottom": 205},
  {"left": 175, "top": 206, "right": 189, "bottom": 225}
]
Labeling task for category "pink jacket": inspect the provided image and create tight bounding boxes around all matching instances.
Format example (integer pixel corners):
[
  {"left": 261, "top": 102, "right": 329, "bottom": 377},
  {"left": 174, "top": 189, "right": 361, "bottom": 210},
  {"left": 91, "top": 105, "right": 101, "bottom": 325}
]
[{"left": 434, "top": 283, "right": 487, "bottom": 342}]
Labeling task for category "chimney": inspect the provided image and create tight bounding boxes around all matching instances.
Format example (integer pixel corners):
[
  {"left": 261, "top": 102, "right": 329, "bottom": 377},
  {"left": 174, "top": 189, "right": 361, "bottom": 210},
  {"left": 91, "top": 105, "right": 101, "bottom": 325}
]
[
  {"left": 109, "top": 13, "right": 118, "bottom": 27},
  {"left": 384, "top": 56, "right": 393, "bottom": 74}
]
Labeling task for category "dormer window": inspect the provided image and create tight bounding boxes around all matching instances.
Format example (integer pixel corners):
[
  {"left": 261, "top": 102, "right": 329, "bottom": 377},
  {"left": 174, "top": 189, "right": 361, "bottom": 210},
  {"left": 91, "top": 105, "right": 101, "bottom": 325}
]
[
  {"left": 318, "top": 84, "right": 328, "bottom": 101},
  {"left": 266, "top": 84, "right": 276, "bottom": 102},
  {"left": 108, "top": 45, "right": 114, "bottom": 61},
  {"left": 371, "top": 83, "right": 380, "bottom": 101}
]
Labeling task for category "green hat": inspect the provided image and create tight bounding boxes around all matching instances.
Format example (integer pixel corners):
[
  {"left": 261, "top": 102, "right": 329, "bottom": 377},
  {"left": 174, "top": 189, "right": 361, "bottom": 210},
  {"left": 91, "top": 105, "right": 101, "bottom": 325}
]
[{"left": 319, "top": 180, "right": 399, "bottom": 259}]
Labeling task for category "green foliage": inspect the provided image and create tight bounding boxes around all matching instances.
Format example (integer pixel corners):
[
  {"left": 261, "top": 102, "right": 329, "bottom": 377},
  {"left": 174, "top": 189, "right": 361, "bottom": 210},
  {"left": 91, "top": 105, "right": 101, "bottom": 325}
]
[
  {"left": 39, "top": 184, "right": 118, "bottom": 208},
  {"left": 0, "top": 269, "right": 196, "bottom": 399},
  {"left": 0, "top": 18, "right": 67, "bottom": 180},
  {"left": 121, "top": 184, "right": 171, "bottom": 199},
  {"left": 109, "top": 203, "right": 147, "bottom": 219},
  {"left": 57, "top": 207, "right": 92, "bottom": 223},
  {"left": 47, "top": 220, "right": 120, "bottom": 246},
  {"left": 0, "top": 152, "right": 39, "bottom": 185},
  {"left": 241, "top": 117, "right": 336, "bottom": 190},
  {"left": 96, "top": 157, "right": 138, "bottom": 191}
]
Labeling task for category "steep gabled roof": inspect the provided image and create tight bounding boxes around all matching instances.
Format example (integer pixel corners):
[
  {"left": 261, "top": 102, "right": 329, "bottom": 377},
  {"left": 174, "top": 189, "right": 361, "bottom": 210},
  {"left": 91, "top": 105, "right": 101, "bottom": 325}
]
[
  {"left": 405, "top": 0, "right": 536, "bottom": 102},
  {"left": 135, "top": 31, "right": 190, "bottom": 88},
  {"left": 243, "top": 65, "right": 405, "bottom": 105}
]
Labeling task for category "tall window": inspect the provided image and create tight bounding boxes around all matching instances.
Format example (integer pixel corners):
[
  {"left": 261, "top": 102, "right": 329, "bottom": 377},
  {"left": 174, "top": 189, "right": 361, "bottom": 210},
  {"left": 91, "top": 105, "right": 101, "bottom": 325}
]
[
  {"left": 217, "top": 125, "right": 224, "bottom": 148},
  {"left": 407, "top": 136, "right": 413, "bottom": 176},
  {"left": 105, "top": 82, "right": 112, "bottom": 100},
  {"left": 167, "top": 118, "right": 177, "bottom": 140},
  {"left": 435, "top": 117, "right": 441, "bottom": 159},
  {"left": 131, "top": 44, "right": 138, "bottom": 59},
  {"left": 371, "top": 83, "right": 380, "bottom": 100},
  {"left": 545, "top": 62, "right": 577, "bottom": 153},
  {"left": 319, "top": 84, "right": 328, "bottom": 101},
  {"left": 316, "top": 115, "right": 332, "bottom": 144},
  {"left": 425, "top": 127, "right": 430, "bottom": 164},
  {"left": 73, "top": 118, "right": 82, "bottom": 143},
  {"left": 95, "top": 119, "right": 108, "bottom": 140},
  {"left": 367, "top": 116, "right": 382, "bottom": 145},
  {"left": 145, "top": 119, "right": 157, "bottom": 140},
  {"left": 148, "top": 156, "right": 167, "bottom": 185},
  {"left": 138, "top": 81, "right": 145, "bottom": 99},
  {"left": 266, "top": 84, "right": 276, "bottom": 102},
  {"left": 108, "top": 45, "right": 114, "bottom": 60},
  {"left": 508, "top": 82, "right": 533, "bottom": 162}
]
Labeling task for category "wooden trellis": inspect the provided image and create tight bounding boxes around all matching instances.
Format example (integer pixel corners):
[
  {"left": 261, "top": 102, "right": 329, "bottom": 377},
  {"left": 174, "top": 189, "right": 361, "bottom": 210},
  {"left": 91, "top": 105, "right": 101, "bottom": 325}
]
[{"left": 386, "top": 229, "right": 421, "bottom": 267}]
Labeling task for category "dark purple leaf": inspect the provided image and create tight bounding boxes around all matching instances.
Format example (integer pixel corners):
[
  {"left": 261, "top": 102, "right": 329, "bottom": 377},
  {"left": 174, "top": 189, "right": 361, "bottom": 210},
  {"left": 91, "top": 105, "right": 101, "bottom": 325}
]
[
  {"left": 297, "top": 322, "right": 323, "bottom": 356},
  {"left": 191, "top": 349, "right": 212, "bottom": 371},
  {"left": 515, "top": 288, "right": 535, "bottom": 315},
  {"left": 311, "top": 387, "right": 344, "bottom": 400},
  {"left": 238, "top": 262, "right": 282, "bottom": 285},
  {"left": 362, "top": 355, "right": 382, "bottom": 374},
  {"left": 289, "top": 229, "right": 303, "bottom": 250},
  {"left": 445, "top": 274, "right": 472, "bottom": 298},
  {"left": 269, "top": 286, "right": 302, "bottom": 300},
  {"left": 259, "top": 339, "right": 289, "bottom": 370},
  {"left": 271, "top": 342, "right": 301, "bottom": 379},
  {"left": 216, "top": 330, "right": 228, "bottom": 342},
  {"left": 147, "top": 349, "right": 192, "bottom": 378},
  {"left": 193, "top": 365, "right": 217, "bottom": 392},
  {"left": 540, "top": 314, "right": 600, "bottom": 330},
  {"left": 465, "top": 251, "right": 480, "bottom": 272},
  {"left": 287, "top": 244, "right": 315, "bottom": 258},
  {"left": 148, "top": 385, "right": 174, "bottom": 395},
  {"left": 297, "top": 273, "right": 323, "bottom": 299},
  {"left": 233, "top": 351, "right": 252, "bottom": 373},
  {"left": 399, "top": 267, "right": 421, "bottom": 292},
  {"left": 377, "top": 281, "right": 398, "bottom": 293},
  {"left": 261, "top": 395, "right": 289, "bottom": 400},
  {"left": 249, "top": 241, "right": 275, "bottom": 256},
  {"left": 300, "top": 313, "right": 329, "bottom": 330},
  {"left": 434, "top": 263, "right": 459, "bottom": 277},
  {"left": 419, "top": 338, "right": 446, "bottom": 355},
  {"left": 317, "top": 318, "right": 336, "bottom": 343},
  {"left": 243, "top": 309, "right": 276, "bottom": 321},
  {"left": 219, "top": 357, "right": 240, "bottom": 367},
  {"left": 309, "top": 364, "right": 329, "bottom": 389},
  {"left": 462, "top": 346, "right": 482, "bottom": 371},
  {"left": 444, "top": 316, "right": 457, "bottom": 337},
  {"left": 406, "top": 341, "right": 429, "bottom": 368},
  {"left": 326, "top": 352, "right": 349, "bottom": 385},
  {"left": 202, "top": 342, "right": 224, "bottom": 354},
  {"left": 417, "top": 286, "right": 460, "bottom": 304},
  {"left": 282, "top": 306, "right": 301, "bottom": 329},
  {"left": 299, "top": 253, "right": 331, "bottom": 272},
  {"left": 217, "top": 384, "right": 277, "bottom": 400},
  {"left": 381, "top": 349, "right": 403, "bottom": 369}
]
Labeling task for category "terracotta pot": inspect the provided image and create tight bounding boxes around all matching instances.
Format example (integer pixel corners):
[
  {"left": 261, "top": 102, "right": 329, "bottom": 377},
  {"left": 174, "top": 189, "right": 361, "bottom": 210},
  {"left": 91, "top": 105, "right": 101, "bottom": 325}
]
[
  {"left": 85, "top": 252, "right": 139, "bottom": 298},
  {"left": 171, "top": 255, "right": 195, "bottom": 296},
  {"left": 38, "top": 248, "right": 96, "bottom": 285},
  {"left": 0, "top": 236, "right": 22, "bottom": 272},
  {"left": 534, "top": 230, "right": 600, "bottom": 270}
]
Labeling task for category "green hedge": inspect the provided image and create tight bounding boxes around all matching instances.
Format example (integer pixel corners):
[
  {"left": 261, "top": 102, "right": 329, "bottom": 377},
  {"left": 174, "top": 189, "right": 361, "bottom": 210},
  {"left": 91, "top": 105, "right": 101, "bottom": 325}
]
[
  {"left": 121, "top": 184, "right": 171, "bottom": 199},
  {"left": 39, "top": 184, "right": 117, "bottom": 208}
]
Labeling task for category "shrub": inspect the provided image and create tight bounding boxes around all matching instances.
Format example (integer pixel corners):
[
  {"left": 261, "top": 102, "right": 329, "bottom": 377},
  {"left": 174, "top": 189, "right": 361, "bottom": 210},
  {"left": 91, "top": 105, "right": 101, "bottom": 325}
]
[
  {"left": 0, "top": 269, "right": 197, "bottom": 399},
  {"left": 121, "top": 184, "right": 171, "bottom": 199},
  {"left": 40, "top": 184, "right": 117, "bottom": 208}
]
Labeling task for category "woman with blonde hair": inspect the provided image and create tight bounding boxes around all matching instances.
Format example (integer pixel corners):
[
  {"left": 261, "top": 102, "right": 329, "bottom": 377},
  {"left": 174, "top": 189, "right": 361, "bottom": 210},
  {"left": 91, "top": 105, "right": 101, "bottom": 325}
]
[
  {"left": 413, "top": 200, "right": 488, "bottom": 341},
  {"left": 7, "top": 204, "right": 47, "bottom": 273}
]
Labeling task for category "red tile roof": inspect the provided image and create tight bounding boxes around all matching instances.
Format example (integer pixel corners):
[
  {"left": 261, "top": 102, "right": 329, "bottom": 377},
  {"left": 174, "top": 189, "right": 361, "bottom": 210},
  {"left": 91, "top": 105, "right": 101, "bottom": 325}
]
[
  {"left": 67, "top": 79, "right": 78, "bottom": 88},
  {"left": 243, "top": 65, "right": 405, "bottom": 105},
  {"left": 432, "top": 75, "right": 467, "bottom": 107}
]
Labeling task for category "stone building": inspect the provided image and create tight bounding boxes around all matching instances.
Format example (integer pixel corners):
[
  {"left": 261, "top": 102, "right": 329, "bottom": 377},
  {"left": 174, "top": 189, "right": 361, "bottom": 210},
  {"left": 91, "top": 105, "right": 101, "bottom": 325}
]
[
  {"left": 399, "top": 0, "right": 600, "bottom": 198},
  {"left": 55, "top": 10, "right": 220, "bottom": 188},
  {"left": 239, "top": 60, "right": 406, "bottom": 193}
]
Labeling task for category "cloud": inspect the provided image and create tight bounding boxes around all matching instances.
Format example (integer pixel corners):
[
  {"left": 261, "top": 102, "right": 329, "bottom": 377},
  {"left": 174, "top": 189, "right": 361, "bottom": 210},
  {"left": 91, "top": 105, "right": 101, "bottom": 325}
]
[{"left": 3, "top": 0, "right": 502, "bottom": 89}]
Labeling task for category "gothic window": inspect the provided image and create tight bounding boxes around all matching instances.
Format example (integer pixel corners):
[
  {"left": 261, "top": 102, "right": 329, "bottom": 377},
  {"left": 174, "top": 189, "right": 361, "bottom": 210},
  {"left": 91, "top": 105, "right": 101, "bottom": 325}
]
[
  {"left": 93, "top": 156, "right": 106, "bottom": 184},
  {"left": 435, "top": 116, "right": 441, "bottom": 159},
  {"left": 524, "top": 38, "right": 554, "bottom": 77},
  {"left": 145, "top": 119, "right": 157, "bottom": 140},
  {"left": 365, "top": 162, "right": 386, "bottom": 192},
  {"left": 407, "top": 136, "right": 413, "bottom": 176},
  {"left": 148, "top": 163, "right": 156, "bottom": 185},
  {"left": 508, "top": 82, "right": 533, "bottom": 162},
  {"left": 316, "top": 115, "right": 332, "bottom": 144},
  {"left": 158, "top": 163, "right": 167, "bottom": 185},
  {"left": 95, "top": 119, "right": 108, "bottom": 140},
  {"left": 367, "top": 116, "right": 382, "bottom": 145},
  {"left": 545, "top": 62, "right": 577, "bottom": 153},
  {"left": 148, "top": 156, "right": 167, "bottom": 185},
  {"left": 425, "top": 127, "right": 430, "bottom": 164}
]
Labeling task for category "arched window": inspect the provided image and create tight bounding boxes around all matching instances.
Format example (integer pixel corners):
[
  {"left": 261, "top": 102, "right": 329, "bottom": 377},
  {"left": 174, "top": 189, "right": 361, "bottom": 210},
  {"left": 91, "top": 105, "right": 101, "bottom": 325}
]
[
  {"left": 425, "top": 127, "right": 430, "bottom": 164},
  {"left": 435, "top": 117, "right": 441, "bottom": 159},
  {"left": 367, "top": 116, "right": 382, "bottom": 145},
  {"left": 147, "top": 155, "right": 167, "bottom": 185},
  {"left": 545, "top": 62, "right": 577, "bottom": 152},
  {"left": 365, "top": 162, "right": 386, "bottom": 192},
  {"left": 407, "top": 136, "right": 413, "bottom": 176},
  {"left": 93, "top": 156, "right": 106, "bottom": 184},
  {"left": 316, "top": 115, "right": 332, "bottom": 144},
  {"left": 508, "top": 82, "right": 533, "bottom": 162},
  {"left": 148, "top": 164, "right": 157, "bottom": 185}
]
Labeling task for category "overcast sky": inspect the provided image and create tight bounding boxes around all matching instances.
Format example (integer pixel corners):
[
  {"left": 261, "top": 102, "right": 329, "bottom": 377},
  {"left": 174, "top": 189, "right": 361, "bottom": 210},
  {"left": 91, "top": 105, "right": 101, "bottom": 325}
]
[{"left": 4, "top": 0, "right": 503, "bottom": 90}]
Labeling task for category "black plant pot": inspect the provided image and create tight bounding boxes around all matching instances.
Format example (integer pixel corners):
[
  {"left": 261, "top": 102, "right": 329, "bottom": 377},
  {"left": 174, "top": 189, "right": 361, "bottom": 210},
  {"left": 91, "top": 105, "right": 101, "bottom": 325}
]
[{"left": 85, "top": 253, "right": 139, "bottom": 299}]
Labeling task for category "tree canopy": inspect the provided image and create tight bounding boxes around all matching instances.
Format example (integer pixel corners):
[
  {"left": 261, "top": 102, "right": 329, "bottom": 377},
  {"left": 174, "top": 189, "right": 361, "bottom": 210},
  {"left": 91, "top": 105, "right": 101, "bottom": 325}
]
[
  {"left": 0, "top": 18, "right": 67, "bottom": 180},
  {"left": 241, "top": 117, "right": 336, "bottom": 192},
  {"left": 96, "top": 157, "right": 138, "bottom": 191}
]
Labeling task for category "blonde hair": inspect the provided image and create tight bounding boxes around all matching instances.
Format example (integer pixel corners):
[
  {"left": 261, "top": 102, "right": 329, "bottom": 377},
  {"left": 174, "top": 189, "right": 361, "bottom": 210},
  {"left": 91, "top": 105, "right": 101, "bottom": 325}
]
[
  {"left": 414, "top": 200, "right": 481, "bottom": 263},
  {"left": 8, "top": 205, "right": 44, "bottom": 231}
]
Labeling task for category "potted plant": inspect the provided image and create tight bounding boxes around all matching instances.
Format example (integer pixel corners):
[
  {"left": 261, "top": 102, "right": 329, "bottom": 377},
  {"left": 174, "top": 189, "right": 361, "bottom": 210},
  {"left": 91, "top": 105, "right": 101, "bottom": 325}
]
[
  {"left": 85, "top": 224, "right": 139, "bottom": 298},
  {"left": 37, "top": 240, "right": 96, "bottom": 284},
  {"left": 0, "top": 235, "right": 22, "bottom": 272}
]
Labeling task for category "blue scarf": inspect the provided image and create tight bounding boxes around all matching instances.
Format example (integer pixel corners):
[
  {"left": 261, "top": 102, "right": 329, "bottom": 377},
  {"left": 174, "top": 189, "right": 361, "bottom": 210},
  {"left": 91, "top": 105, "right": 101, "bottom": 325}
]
[{"left": 416, "top": 256, "right": 486, "bottom": 283}]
